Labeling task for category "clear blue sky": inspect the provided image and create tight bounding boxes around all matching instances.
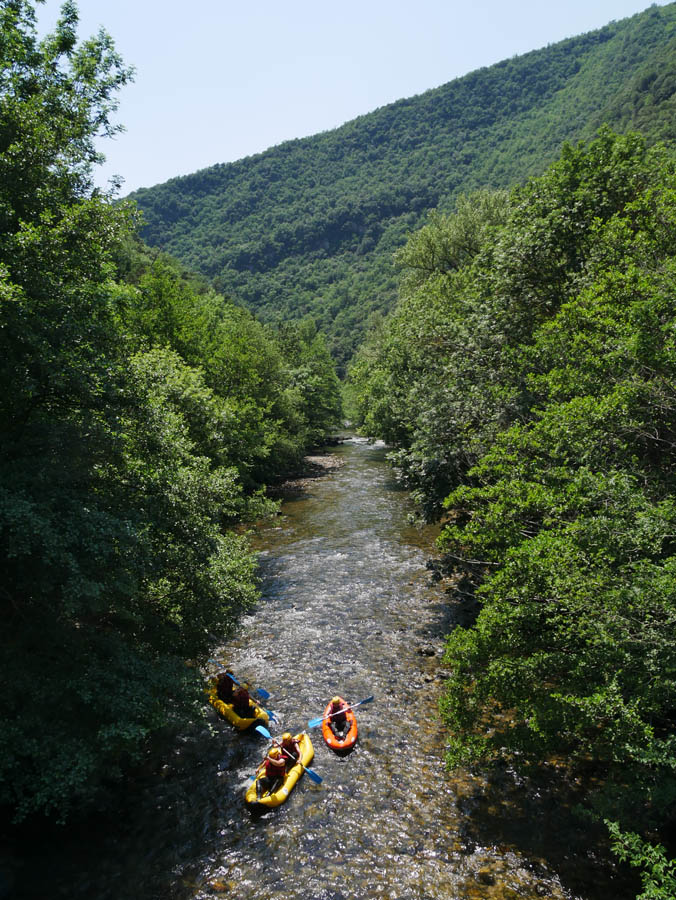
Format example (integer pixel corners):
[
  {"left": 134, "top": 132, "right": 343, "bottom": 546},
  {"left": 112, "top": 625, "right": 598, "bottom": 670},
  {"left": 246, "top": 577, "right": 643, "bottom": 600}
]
[{"left": 37, "top": 0, "right": 672, "bottom": 194}]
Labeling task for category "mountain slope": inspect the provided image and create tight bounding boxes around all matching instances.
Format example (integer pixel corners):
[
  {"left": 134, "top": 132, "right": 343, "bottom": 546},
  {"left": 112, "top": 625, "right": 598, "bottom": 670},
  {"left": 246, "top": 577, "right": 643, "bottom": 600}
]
[{"left": 130, "top": 3, "right": 676, "bottom": 366}]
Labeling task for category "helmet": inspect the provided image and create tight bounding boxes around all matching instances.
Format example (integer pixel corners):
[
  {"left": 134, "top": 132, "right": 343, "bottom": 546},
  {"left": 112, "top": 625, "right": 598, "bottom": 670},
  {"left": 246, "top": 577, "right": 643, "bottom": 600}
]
[
  {"left": 331, "top": 696, "right": 341, "bottom": 705},
  {"left": 282, "top": 732, "right": 292, "bottom": 742},
  {"left": 268, "top": 747, "right": 281, "bottom": 759}
]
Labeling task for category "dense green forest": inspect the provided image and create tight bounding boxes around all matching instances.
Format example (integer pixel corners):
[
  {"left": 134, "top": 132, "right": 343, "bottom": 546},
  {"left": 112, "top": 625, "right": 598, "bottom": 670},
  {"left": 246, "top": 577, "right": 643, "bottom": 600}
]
[
  {"left": 130, "top": 2, "right": 676, "bottom": 367},
  {"left": 0, "top": 0, "right": 341, "bottom": 824},
  {"left": 349, "top": 129, "right": 676, "bottom": 898},
  {"left": 5, "top": 1, "right": 676, "bottom": 896}
]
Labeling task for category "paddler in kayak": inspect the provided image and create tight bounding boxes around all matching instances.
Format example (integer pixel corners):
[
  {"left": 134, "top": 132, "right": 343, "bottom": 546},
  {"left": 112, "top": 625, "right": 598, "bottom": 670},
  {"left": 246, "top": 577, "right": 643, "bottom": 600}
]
[
  {"left": 256, "top": 746, "right": 286, "bottom": 798},
  {"left": 215, "top": 670, "right": 235, "bottom": 703},
  {"left": 328, "top": 696, "right": 348, "bottom": 735},
  {"left": 277, "top": 732, "right": 301, "bottom": 768},
  {"left": 232, "top": 685, "right": 253, "bottom": 717}
]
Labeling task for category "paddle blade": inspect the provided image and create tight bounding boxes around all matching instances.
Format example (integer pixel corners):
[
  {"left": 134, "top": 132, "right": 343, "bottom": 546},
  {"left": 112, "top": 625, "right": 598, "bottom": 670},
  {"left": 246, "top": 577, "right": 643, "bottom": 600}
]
[
  {"left": 255, "top": 725, "right": 271, "bottom": 739},
  {"left": 303, "top": 766, "right": 323, "bottom": 784},
  {"left": 253, "top": 687, "right": 271, "bottom": 700},
  {"left": 307, "top": 716, "right": 323, "bottom": 729}
]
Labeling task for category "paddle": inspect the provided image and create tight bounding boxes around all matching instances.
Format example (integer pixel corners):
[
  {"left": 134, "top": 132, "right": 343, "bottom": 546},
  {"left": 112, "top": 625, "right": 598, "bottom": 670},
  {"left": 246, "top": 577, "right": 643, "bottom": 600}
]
[
  {"left": 249, "top": 726, "right": 278, "bottom": 790},
  {"left": 248, "top": 733, "right": 323, "bottom": 785},
  {"left": 208, "top": 659, "right": 271, "bottom": 699},
  {"left": 278, "top": 739, "right": 323, "bottom": 784},
  {"left": 307, "top": 695, "right": 374, "bottom": 729}
]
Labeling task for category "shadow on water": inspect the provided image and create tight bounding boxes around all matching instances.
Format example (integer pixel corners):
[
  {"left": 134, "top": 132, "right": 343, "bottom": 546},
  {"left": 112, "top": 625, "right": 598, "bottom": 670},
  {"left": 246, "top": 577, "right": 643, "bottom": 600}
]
[
  {"left": 444, "top": 744, "right": 642, "bottom": 900},
  {"left": 3, "top": 437, "right": 639, "bottom": 900}
]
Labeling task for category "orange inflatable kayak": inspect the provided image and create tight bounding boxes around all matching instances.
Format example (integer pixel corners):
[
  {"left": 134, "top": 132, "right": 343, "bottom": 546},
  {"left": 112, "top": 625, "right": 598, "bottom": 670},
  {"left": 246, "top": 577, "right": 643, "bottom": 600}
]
[{"left": 321, "top": 696, "right": 358, "bottom": 752}]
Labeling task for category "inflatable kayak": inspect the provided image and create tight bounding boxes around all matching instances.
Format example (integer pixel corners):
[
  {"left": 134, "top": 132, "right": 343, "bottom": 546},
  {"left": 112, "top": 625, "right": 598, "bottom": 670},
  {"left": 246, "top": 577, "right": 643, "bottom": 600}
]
[
  {"left": 245, "top": 732, "right": 314, "bottom": 809},
  {"left": 206, "top": 678, "right": 269, "bottom": 730},
  {"left": 322, "top": 696, "right": 358, "bottom": 753}
]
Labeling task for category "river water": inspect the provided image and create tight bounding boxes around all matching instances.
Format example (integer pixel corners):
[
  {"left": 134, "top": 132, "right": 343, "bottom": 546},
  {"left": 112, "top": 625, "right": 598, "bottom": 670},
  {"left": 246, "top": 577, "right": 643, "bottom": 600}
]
[{"left": 11, "top": 437, "right": 635, "bottom": 900}]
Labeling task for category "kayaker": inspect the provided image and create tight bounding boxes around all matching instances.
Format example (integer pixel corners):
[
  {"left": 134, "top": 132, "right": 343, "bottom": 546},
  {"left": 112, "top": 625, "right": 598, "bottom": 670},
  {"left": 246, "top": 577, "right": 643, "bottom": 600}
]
[
  {"left": 215, "top": 670, "right": 235, "bottom": 703},
  {"left": 256, "top": 746, "right": 286, "bottom": 797},
  {"left": 278, "top": 732, "right": 301, "bottom": 769},
  {"left": 329, "top": 696, "right": 348, "bottom": 734},
  {"left": 232, "top": 685, "right": 252, "bottom": 717}
]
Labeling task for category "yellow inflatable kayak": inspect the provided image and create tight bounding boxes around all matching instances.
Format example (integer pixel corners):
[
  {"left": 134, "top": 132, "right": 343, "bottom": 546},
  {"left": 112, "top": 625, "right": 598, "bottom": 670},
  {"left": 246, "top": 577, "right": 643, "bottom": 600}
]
[
  {"left": 245, "top": 732, "right": 314, "bottom": 809},
  {"left": 206, "top": 678, "right": 269, "bottom": 730}
]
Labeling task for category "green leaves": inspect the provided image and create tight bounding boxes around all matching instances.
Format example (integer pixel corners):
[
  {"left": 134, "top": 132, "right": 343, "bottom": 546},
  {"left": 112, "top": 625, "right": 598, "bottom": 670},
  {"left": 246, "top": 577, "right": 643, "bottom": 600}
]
[
  {"left": 0, "top": 2, "right": 340, "bottom": 823},
  {"left": 356, "top": 127, "right": 676, "bottom": 886},
  {"left": 607, "top": 822, "right": 676, "bottom": 900}
]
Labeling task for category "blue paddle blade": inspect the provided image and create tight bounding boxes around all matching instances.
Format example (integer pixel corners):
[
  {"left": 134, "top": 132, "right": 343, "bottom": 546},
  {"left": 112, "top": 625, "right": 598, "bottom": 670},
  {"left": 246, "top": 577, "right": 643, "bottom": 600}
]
[
  {"left": 255, "top": 724, "right": 271, "bottom": 739},
  {"left": 303, "top": 766, "right": 323, "bottom": 784}
]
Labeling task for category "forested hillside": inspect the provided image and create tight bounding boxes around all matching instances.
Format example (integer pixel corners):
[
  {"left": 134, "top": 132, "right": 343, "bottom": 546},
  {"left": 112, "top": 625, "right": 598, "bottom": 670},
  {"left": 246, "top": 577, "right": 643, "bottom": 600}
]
[
  {"left": 0, "top": 1, "right": 341, "bottom": 824},
  {"left": 130, "top": 3, "right": 676, "bottom": 366},
  {"left": 349, "top": 128, "right": 676, "bottom": 899}
]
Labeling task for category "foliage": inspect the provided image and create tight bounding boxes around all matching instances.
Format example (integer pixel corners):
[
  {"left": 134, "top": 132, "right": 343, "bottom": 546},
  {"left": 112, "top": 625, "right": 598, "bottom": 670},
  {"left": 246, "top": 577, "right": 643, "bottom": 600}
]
[
  {"left": 115, "top": 247, "right": 343, "bottom": 482},
  {"left": 352, "top": 129, "right": 676, "bottom": 893},
  {"left": 348, "top": 188, "right": 513, "bottom": 516},
  {"left": 607, "top": 822, "right": 676, "bottom": 900},
  {"left": 0, "top": 1, "right": 340, "bottom": 823},
  {"left": 129, "top": 4, "right": 676, "bottom": 365},
  {"left": 272, "top": 317, "right": 344, "bottom": 449}
]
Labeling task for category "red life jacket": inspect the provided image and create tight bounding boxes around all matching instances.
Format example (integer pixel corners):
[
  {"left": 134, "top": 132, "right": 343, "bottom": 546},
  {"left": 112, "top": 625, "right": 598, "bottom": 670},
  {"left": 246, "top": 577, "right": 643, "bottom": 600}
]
[
  {"left": 216, "top": 674, "right": 234, "bottom": 702},
  {"left": 264, "top": 756, "right": 286, "bottom": 779},
  {"left": 233, "top": 688, "right": 251, "bottom": 715}
]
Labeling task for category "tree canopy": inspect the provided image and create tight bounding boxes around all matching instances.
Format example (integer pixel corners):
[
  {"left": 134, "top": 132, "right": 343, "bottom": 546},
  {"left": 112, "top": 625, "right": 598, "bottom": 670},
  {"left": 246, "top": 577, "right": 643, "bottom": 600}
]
[
  {"left": 349, "top": 128, "right": 676, "bottom": 897},
  {"left": 0, "top": 0, "right": 341, "bottom": 823}
]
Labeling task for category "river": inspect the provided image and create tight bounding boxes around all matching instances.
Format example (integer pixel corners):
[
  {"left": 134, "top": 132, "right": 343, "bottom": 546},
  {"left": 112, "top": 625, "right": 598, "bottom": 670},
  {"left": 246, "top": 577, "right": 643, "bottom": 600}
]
[{"left": 10, "top": 437, "right": 635, "bottom": 900}]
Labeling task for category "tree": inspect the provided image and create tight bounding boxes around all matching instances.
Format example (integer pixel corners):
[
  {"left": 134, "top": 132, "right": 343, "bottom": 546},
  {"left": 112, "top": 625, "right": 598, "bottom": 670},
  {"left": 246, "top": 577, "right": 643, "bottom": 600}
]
[
  {"left": 0, "top": 1, "right": 258, "bottom": 822},
  {"left": 274, "top": 317, "right": 343, "bottom": 448},
  {"left": 355, "top": 129, "right": 676, "bottom": 891},
  {"left": 115, "top": 247, "right": 343, "bottom": 483}
]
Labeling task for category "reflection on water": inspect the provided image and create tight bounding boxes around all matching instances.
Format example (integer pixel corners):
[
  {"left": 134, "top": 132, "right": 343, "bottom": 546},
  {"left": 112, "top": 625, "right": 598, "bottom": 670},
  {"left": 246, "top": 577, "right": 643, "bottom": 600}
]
[{"left": 9, "top": 438, "right": 635, "bottom": 900}]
